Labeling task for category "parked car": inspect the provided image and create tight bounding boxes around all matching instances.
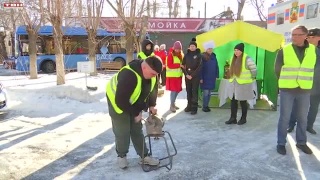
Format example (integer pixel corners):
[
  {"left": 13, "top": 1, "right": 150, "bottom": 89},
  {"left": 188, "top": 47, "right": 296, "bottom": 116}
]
[{"left": 0, "top": 82, "right": 8, "bottom": 110}]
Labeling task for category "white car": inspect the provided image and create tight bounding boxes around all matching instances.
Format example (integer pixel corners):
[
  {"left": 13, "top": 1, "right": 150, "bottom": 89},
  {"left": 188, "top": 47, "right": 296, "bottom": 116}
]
[{"left": 0, "top": 83, "right": 7, "bottom": 110}]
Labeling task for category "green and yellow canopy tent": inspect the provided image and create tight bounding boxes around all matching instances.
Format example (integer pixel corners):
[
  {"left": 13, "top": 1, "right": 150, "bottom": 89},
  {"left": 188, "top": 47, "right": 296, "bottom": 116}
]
[{"left": 196, "top": 21, "right": 285, "bottom": 110}]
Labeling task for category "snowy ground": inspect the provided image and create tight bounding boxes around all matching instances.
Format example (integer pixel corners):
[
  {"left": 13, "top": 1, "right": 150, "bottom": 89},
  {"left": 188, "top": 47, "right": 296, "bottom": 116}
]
[{"left": 0, "top": 67, "right": 320, "bottom": 180}]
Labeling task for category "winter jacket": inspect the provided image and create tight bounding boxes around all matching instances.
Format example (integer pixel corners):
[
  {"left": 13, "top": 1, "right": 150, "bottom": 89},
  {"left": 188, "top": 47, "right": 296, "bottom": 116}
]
[
  {"left": 182, "top": 48, "right": 202, "bottom": 78},
  {"left": 275, "top": 40, "right": 317, "bottom": 93},
  {"left": 200, "top": 52, "right": 219, "bottom": 90},
  {"left": 154, "top": 50, "right": 167, "bottom": 68},
  {"left": 107, "top": 60, "right": 157, "bottom": 116},
  {"left": 138, "top": 39, "right": 154, "bottom": 59},
  {"left": 311, "top": 45, "right": 320, "bottom": 95},
  {"left": 166, "top": 47, "right": 183, "bottom": 92}
]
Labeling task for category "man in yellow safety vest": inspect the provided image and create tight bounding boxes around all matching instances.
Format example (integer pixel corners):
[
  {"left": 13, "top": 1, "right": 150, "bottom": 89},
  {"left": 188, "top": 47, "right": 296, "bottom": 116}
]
[
  {"left": 288, "top": 28, "right": 320, "bottom": 135},
  {"left": 137, "top": 37, "right": 155, "bottom": 60},
  {"left": 275, "top": 25, "right": 318, "bottom": 155},
  {"left": 106, "top": 56, "right": 163, "bottom": 169}
]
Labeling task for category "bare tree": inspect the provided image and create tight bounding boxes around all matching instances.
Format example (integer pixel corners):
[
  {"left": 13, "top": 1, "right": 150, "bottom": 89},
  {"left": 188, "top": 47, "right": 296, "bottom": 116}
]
[
  {"left": 106, "top": 0, "right": 147, "bottom": 64},
  {"left": 147, "top": 0, "right": 151, "bottom": 17},
  {"left": 152, "top": 0, "right": 157, "bottom": 17},
  {"left": 186, "top": 0, "right": 191, "bottom": 18},
  {"left": 250, "top": 0, "right": 267, "bottom": 21},
  {"left": 78, "top": 0, "right": 104, "bottom": 76},
  {"left": 168, "top": 0, "right": 173, "bottom": 18},
  {"left": 0, "top": 10, "right": 10, "bottom": 60},
  {"left": 237, "top": 0, "right": 247, "bottom": 20},
  {"left": 173, "top": 0, "right": 180, "bottom": 18},
  {"left": 21, "top": 0, "right": 45, "bottom": 79},
  {"left": 0, "top": 1, "right": 23, "bottom": 57},
  {"left": 44, "top": 0, "right": 65, "bottom": 85}
]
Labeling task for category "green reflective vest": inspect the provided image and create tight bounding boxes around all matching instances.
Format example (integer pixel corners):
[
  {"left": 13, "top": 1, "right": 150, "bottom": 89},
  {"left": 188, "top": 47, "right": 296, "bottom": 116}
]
[
  {"left": 279, "top": 44, "right": 316, "bottom": 89},
  {"left": 138, "top": 52, "right": 155, "bottom": 60},
  {"left": 166, "top": 55, "right": 182, "bottom": 78},
  {"left": 106, "top": 66, "right": 157, "bottom": 114},
  {"left": 229, "top": 53, "right": 254, "bottom": 84}
]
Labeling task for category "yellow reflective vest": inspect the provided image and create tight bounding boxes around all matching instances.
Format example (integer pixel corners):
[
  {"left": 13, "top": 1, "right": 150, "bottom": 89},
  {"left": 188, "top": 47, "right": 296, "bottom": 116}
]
[
  {"left": 279, "top": 44, "right": 316, "bottom": 89},
  {"left": 138, "top": 52, "right": 155, "bottom": 60},
  {"left": 166, "top": 55, "right": 183, "bottom": 78},
  {"left": 106, "top": 66, "right": 157, "bottom": 114},
  {"left": 229, "top": 53, "right": 253, "bottom": 84}
]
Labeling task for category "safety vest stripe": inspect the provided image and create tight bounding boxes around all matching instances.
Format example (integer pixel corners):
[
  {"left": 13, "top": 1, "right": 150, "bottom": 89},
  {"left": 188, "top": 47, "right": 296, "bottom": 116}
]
[
  {"left": 282, "top": 67, "right": 314, "bottom": 72},
  {"left": 110, "top": 77, "right": 116, "bottom": 94},
  {"left": 166, "top": 69, "right": 181, "bottom": 72},
  {"left": 241, "top": 71, "right": 251, "bottom": 75},
  {"left": 279, "top": 76, "right": 313, "bottom": 80}
]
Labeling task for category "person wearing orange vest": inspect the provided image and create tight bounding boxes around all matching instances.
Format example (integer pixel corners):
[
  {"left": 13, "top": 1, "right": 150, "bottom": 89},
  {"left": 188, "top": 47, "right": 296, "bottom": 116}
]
[
  {"left": 275, "top": 25, "right": 317, "bottom": 155},
  {"left": 225, "top": 43, "right": 257, "bottom": 125}
]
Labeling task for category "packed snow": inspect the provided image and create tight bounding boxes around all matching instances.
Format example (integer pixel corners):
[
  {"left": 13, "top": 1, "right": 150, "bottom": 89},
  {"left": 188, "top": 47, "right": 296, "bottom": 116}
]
[{"left": 0, "top": 68, "right": 319, "bottom": 180}]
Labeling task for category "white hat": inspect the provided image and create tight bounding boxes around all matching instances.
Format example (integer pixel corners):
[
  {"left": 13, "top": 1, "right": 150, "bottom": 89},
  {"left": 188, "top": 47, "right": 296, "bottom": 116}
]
[
  {"left": 154, "top": 45, "right": 159, "bottom": 50},
  {"left": 203, "top": 41, "right": 215, "bottom": 51}
]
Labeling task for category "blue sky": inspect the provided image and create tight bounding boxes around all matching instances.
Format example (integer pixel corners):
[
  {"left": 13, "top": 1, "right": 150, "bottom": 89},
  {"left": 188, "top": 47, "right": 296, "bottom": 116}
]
[{"left": 102, "top": 0, "right": 278, "bottom": 20}]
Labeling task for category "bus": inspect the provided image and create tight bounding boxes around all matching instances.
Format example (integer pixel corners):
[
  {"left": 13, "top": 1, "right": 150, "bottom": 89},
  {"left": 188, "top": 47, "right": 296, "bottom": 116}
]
[
  {"left": 267, "top": 0, "right": 320, "bottom": 44},
  {"left": 15, "top": 25, "right": 135, "bottom": 73}
]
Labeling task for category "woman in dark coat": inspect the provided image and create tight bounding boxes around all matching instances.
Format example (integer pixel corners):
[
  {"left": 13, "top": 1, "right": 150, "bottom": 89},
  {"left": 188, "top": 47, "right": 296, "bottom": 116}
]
[{"left": 200, "top": 41, "right": 219, "bottom": 112}]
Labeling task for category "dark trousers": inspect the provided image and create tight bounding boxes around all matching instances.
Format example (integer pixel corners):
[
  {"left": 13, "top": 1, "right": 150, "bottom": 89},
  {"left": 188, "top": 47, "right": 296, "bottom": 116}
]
[
  {"left": 158, "top": 68, "right": 166, "bottom": 86},
  {"left": 289, "top": 94, "right": 320, "bottom": 129},
  {"left": 107, "top": 98, "right": 148, "bottom": 158},
  {"left": 231, "top": 96, "right": 248, "bottom": 119},
  {"left": 185, "top": 77, "right": 200, "bottom": 111}
]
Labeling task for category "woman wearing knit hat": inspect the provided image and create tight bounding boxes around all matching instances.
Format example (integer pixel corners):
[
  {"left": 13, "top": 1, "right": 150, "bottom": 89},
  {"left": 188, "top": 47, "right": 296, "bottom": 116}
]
[
  {"left": 166, "top": 41, "right": 184, "bottom": 112},
  {"left": 225, "top": 42, "right": 257, "bottom": 125},
  {"left": 200, "top": 41, "right": 219, "bottom": 112},
  {"left": 182, "top": 37, "right": 202, "bottom": 115}
]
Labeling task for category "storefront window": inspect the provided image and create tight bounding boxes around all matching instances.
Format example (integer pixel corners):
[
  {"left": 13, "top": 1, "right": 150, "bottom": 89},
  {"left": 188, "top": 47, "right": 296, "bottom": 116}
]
[{"left": 306, "top": 3, "right": 319, "bottom": 19}]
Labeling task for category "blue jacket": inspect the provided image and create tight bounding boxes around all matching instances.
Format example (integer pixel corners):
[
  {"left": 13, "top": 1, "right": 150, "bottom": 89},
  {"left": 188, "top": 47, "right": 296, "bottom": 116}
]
[{"left": 200, "top": 52, "right": 219, "bottom": 90}]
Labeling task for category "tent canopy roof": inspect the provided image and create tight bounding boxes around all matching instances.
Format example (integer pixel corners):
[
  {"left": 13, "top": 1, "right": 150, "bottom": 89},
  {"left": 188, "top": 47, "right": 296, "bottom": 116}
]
[{"left": 196, "top": 21, "right": 285, "bottom": 52}]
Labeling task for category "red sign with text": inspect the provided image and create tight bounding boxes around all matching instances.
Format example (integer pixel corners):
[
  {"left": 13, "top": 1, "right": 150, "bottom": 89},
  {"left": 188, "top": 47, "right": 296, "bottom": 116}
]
[
  {"left": 66, "top": 17, "right": 233, "bottom": 32},
  {"left": 99, "top": 18, "right": 233, "bottom": 32}
]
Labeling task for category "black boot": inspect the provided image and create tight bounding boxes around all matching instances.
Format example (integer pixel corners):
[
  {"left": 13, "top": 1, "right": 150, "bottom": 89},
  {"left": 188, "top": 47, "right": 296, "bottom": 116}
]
[
  {"left": 225, "top": 118, "right": 237, "bottom": 124},
  {"left": 190, "top": 110, "right": 197, "bottom": 115},
  {"left": 190, "top": 104, "right": 198, "bottom": 115},
  {"left": 184, "top": 105, "right": 191, "bottom": 112},
  {"left": 237, "top": 117, "right": 247, "bottom": 125},
  {"left": 202, "top": 107, "right": 211, "bottom": 112}
]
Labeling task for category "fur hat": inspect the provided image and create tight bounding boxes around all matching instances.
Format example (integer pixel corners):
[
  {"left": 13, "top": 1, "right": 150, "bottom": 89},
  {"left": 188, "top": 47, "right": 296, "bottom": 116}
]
[
  {"left": 189, "top": 37, "right": 197, "bottom": 47},
  {"left": 234, "top": 43, "right": 244, "bottom": 52},
  {"left": 203, "top": 41, "right": 215, "bottom": 51}
]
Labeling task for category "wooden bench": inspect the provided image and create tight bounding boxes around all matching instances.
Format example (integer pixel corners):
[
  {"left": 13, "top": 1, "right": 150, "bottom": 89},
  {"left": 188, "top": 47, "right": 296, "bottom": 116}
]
[{"left": 100, "top": 61, "right": 123, "bottom": 72}]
